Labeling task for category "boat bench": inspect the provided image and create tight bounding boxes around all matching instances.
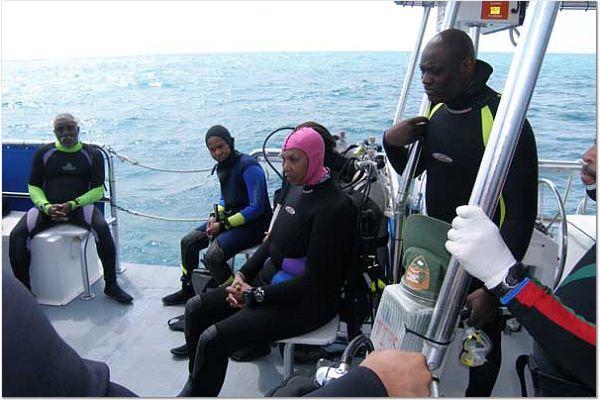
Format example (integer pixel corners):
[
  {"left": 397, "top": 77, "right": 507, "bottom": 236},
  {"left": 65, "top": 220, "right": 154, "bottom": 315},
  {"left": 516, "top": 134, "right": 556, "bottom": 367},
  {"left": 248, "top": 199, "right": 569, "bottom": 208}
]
[
  {"left": 277, "top": 315, "right": 340, "bottom": 379},
  {"left": 2, "top": 211, "right": 102, "bottom": 305},
  {"left": 230, "top": 244, "right": 261, "bottom": 269}
]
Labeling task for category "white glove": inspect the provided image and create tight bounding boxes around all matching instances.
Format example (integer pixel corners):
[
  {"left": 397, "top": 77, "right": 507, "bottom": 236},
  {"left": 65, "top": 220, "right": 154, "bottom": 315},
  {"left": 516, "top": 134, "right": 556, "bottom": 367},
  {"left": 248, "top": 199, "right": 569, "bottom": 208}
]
[{"left": 445, "top": 205, "right": 516, "bottom": 289}]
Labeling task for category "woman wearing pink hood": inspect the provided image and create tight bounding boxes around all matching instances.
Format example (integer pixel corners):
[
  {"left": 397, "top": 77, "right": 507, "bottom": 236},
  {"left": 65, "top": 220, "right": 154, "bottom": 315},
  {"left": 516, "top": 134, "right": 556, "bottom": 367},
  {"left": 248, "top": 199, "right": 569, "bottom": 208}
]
[{"left": 177, "top": 127, "right": 357, "bottom": 396}]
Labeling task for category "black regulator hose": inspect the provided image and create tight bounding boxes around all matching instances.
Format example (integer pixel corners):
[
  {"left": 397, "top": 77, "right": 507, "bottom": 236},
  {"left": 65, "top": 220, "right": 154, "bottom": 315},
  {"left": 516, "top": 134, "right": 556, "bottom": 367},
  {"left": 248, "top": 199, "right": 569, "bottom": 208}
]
[
  {"left": 262, "top": 126, "right": 295, "bottom": 181},
  {"left": 340, "top": 334, "right": 375, "bottom": 365}
]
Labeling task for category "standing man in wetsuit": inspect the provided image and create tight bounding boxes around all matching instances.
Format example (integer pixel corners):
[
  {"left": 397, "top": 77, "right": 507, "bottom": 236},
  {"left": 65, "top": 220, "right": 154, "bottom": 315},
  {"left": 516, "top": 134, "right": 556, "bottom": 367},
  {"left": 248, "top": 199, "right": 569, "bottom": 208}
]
[
  {"left": 383, "top": 29, "right": 538, "bottom": 396},
  {"left": 9, "top": 113, "right": 133, "bottom": 304},
  {"left": 162, "top": 125, "right": 272, "bottom": 306}
]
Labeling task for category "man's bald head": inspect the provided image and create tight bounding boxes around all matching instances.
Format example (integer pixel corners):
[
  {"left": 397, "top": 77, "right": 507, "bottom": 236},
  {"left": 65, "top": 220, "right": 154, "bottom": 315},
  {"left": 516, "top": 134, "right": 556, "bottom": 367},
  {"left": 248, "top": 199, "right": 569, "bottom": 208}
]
[
  {"left": 430, "top": 29, "right": 475, "bottom": 64},
  {"left": 420, "top": 29, "right": 477, "bottom": 105}
]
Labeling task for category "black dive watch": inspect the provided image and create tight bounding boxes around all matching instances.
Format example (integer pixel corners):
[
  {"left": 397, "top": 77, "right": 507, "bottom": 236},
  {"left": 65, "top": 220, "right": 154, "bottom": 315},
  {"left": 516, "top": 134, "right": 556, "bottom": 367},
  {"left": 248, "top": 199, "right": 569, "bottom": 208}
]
[
  {"left": 490, "top": 262, "right": 528, "bottom": 298},
  {"left": 243, "top": 287, "right": 265, "bottom": 307}
]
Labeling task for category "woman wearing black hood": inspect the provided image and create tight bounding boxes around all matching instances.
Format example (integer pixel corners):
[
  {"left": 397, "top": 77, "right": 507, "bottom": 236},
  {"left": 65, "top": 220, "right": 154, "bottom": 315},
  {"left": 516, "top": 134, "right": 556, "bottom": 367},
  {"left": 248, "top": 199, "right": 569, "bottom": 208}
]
[{"left": 162, "top": 125, "right": 272, "bottom": 306}]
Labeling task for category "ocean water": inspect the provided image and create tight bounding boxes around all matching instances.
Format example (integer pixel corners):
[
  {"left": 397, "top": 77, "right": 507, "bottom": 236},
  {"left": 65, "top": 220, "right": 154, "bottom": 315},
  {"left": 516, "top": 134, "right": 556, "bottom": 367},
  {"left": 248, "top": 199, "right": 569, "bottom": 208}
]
[{"left": 2, "top": 52, "right": 596, "bottom": 266}]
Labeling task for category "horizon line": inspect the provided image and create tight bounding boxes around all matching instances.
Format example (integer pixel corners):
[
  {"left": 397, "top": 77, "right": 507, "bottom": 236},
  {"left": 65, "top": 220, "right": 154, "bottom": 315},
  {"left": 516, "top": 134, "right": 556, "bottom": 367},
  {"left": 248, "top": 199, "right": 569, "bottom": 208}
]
[{"left": 3, "top": 48, "right": 596, "bottom": 63}]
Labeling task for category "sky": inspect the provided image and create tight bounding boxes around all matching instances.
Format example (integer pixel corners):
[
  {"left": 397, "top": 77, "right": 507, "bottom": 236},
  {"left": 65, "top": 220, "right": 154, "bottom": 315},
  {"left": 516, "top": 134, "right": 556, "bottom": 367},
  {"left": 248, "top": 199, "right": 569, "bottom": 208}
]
[{"left": 0, "top": 1, "right": 597, "bottom": 61}]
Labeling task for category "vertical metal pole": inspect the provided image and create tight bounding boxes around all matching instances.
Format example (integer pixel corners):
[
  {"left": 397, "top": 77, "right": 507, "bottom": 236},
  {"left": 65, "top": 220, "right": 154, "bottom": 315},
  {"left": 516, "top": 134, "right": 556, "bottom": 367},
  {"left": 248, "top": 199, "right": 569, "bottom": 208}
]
[
  {"left": 392, "top": 6, "right": 432, "bottom": 125},
  {"left": 105, "top": 150, "right": 125, "bottom": 273},
  {"left": 470, "top": 25, "right": 481, "bottom": 54},
  {"left": 422, "top": 1, "right": 560, "bottom": 371},
  {"left": 80, "top": 233, "right": 95, "bottom": 300},
  {"left": 391, "top": 1, "right": 461, "bottom": 283}
]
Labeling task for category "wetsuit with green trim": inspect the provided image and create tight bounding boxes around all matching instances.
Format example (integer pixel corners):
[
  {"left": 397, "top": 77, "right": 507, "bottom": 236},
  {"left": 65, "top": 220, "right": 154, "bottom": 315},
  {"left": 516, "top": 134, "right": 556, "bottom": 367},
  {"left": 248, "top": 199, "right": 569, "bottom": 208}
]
[
  {"left": 179, "top": 151, "right": 272, "bottom": 286},
  {"left": 8, "top": 141, "right": 118, "bottom": 289},
  {"left": 383, "top": 60, "right": 538, "bottom": 396},
  {"left": 182, "top": 177, "right": 356, "bottom": 396},
  {"left": 506, "top": 245, "right": 596, "bottom": 396}
]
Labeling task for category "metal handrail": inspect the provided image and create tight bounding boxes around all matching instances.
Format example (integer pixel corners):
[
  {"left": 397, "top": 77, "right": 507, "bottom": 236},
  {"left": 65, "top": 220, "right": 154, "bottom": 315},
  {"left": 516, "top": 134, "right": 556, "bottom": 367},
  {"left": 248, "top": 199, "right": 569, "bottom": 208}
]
[
  {"left": 539, "top": 159, "right": 582, "bottom": 171},
  {"left": 538, "top": 178, "right": 568, "bottom": 290}
]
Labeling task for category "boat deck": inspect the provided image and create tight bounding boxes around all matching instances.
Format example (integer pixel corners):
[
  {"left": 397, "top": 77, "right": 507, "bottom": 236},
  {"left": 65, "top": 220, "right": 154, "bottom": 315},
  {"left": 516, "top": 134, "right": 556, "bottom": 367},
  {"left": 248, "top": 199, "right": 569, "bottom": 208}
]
[
  {"left": 40, "top": 262, "right": 535, "bottom": 397},
  {"left": 41, "top": 263, "right": 314, "bottom": 397}
]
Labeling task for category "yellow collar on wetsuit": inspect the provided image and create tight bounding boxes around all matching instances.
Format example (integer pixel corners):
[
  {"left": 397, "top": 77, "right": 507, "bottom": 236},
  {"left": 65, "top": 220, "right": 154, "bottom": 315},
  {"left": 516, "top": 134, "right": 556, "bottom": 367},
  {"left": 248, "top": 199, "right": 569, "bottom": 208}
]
[{"left": 55, "top": 141, "right": 82, "bottom": 153}]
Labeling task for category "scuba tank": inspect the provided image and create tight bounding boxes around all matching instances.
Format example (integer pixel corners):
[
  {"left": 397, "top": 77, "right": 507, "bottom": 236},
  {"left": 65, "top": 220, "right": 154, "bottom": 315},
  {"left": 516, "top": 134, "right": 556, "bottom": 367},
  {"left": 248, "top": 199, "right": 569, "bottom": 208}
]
[{"left": 371, "top": 214, "right": 452, "bottom": 352}]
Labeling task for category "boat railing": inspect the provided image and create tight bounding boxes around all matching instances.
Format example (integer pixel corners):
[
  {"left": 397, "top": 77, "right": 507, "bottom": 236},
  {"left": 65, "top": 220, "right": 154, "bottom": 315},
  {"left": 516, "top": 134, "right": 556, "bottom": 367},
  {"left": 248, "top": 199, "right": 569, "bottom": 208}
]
[{"left": 538, "top": 159, "right": 591, "bottom": 217}]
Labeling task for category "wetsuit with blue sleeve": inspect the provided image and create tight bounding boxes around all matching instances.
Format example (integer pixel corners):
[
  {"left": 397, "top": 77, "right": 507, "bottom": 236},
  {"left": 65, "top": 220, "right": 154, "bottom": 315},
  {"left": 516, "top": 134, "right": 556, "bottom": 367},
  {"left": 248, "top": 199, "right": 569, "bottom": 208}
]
[
  {"left": 179, "top": 151, "right": 272, "bottom": 286},
  {"left": 383, "top": 60, "right": 538, "bottom": 396}
]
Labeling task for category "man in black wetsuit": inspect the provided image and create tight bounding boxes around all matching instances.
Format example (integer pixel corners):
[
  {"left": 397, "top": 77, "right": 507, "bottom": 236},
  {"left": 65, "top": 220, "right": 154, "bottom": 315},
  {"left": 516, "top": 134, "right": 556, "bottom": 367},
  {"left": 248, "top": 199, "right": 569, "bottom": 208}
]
[
  {"left": 383, "top": 29, "right": 538, "bottom": 396},
  {"left": 8, "top": 113, "right": 132, "bottom": 304}
]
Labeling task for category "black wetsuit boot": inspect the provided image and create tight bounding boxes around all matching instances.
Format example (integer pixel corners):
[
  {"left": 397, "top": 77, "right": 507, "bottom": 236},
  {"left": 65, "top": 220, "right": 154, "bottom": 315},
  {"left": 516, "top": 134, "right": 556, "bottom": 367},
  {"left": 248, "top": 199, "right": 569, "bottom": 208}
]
[{"left": 162, "top": 277, "right": 195, "bottom": 306}]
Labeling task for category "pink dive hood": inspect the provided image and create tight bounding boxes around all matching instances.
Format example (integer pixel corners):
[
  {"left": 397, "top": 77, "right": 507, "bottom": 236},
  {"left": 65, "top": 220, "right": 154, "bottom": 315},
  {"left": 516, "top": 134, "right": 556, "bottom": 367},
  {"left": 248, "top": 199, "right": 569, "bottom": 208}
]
[{"left": 282, "top": 127, "right": 329, "bottom": 186}]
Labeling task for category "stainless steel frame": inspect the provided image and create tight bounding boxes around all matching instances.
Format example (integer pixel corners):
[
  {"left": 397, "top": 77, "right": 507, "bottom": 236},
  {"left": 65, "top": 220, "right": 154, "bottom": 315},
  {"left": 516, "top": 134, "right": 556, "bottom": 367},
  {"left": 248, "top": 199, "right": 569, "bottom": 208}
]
[
  {"left": 538, "top": 178, "right": 568, "bottom": 290},
  {"left": 392, "top": 5, "right": 432, "bottom": 124}
]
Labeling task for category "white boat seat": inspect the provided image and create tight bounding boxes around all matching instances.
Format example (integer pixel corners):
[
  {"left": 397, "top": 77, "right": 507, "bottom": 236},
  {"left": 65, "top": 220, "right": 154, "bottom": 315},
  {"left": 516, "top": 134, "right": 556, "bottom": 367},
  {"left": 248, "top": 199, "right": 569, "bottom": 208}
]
[
  {"left": 2, "top": 211, "right": 102, "bottom": 305},
  {"left": 278, "top": 315, "right": 340, "bottom": 379}
]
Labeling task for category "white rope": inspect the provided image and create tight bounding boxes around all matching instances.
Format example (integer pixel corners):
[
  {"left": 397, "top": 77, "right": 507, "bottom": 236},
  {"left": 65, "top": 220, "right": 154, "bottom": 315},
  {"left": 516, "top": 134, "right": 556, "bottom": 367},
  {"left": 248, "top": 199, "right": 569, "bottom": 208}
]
[
  {"left": 115, "top": 204, "right": 208, "bottom": 222},
  {"left": 104, "top": 146, "right": 213, "bottom": 173}
]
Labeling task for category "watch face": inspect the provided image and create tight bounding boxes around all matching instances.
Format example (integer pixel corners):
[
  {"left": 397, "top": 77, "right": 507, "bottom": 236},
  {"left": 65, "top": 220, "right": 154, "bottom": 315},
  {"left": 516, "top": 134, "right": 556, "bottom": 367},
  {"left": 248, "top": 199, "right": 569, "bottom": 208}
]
[
  {"left": 255, "top": 288, "right": 265, "bottom": 303},
  {"left": 506, "top": 263, "right": 527, "bottom": 287}
]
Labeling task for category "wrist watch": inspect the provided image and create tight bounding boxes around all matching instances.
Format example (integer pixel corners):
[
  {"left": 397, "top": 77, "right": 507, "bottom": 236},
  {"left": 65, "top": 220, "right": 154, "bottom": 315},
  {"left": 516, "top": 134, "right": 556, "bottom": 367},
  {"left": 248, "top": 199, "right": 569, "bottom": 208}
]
[
  {"left": 490, "top": 262, "right": 528, "bottom": 298},
  {"left": 254, "top": 287, "right": 265, "bottom": 303},
  {"left": 243, "top": 287, "right": 265, "bottom": 307}
]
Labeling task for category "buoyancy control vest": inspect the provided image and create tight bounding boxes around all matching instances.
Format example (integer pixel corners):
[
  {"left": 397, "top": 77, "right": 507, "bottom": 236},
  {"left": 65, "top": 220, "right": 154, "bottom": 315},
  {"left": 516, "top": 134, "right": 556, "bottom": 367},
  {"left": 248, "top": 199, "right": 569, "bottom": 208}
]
[{"left": 216, "top": 152, "right": 271, "bottom": 216}]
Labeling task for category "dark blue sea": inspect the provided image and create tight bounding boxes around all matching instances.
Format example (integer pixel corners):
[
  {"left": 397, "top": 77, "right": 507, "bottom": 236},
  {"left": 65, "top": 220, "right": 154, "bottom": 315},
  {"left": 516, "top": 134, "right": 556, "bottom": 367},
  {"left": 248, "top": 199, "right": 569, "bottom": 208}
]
[{"left": 2, "top": 52, "right": 596, "bottom": 266}]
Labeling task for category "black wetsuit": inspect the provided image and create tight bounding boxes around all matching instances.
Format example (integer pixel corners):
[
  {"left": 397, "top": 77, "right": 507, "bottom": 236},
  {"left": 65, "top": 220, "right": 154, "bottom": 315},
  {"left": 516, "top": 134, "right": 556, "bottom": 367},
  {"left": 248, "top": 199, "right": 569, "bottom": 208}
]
[
  {"left": 8, "top": 142, "right": 119, "bottom": 289},
  {"left": 2, "top": 265, "right": 136, "bottom": 397},
  {"left": 383, "top": 60, "right": 538, "bottom": 396},
  {"left": 183, "top": 177, "right": 356, "bottom": 396}
]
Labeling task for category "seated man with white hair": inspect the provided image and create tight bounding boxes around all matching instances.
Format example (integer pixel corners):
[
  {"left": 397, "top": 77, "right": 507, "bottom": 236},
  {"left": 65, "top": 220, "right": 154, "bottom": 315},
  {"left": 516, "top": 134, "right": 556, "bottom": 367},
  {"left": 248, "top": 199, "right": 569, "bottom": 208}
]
[{"left": 8, "top": 113, "right": 132, "bottom": 304}]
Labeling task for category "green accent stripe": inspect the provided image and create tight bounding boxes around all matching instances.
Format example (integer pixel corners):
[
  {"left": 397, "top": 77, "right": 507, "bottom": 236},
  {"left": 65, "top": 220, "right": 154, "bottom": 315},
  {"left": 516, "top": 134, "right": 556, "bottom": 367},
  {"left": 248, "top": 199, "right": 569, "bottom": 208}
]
[
  {"left": 426, "top": 103, "right": 444, "bottom": 119},
  {"left": 560, "top": 263, "right": 596, "bottom": 289},
  {"left": 498, "top": 195, "right": 506, "bottom": 228},
  {"left": 227, "top": 213, "right": 245, "bottom": 228},
  {"left": 28, "top": 184, "right": 50, "bottom": 211},
  {"left": 75, "top": 185, "right": 104, "bottom": 207},
  {"left": 481, "top": 106, "right": 494, "bottom": 147},
  {"left": 55, "top": 141, "right": 82, "bottom": 153},
  {"left": 480, "top": 106, "right": 505, "bottom": 227}
]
